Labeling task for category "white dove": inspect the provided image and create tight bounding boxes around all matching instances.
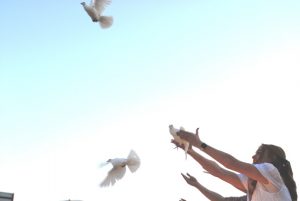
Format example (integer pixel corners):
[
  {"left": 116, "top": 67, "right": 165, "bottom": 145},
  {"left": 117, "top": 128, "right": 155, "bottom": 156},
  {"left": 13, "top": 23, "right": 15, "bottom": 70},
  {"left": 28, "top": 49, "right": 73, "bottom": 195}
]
[
  {"left": 169, "top": 124, "right": 190, "bottom": 160},
  {"left": 80, "top": 0, "right": 113, "bottom": 29},
  {"left": 61, "top": 199, "right": 82, "bottom": 201},
  {"left": 100, "top": 150, "right": 141, "bottom": 187}
]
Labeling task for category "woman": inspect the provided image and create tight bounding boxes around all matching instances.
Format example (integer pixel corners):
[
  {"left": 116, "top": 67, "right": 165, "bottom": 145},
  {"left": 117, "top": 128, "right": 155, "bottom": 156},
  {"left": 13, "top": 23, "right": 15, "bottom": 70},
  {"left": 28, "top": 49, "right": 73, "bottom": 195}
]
[{"left": 175, "top": 127, "right": 297, "bottom": 201}]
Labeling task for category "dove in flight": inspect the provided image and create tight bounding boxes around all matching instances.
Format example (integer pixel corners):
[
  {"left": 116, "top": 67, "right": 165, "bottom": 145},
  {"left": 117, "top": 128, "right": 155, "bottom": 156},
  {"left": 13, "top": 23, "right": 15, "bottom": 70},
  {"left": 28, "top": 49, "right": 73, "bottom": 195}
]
[
  {"left": 61, "top": 199, "right": 82, "bottom": 201},
  {"left": 100, "top": 150, "right": 141, "bottom": 187},
  {"left": 169, "top": 124, "right": 190, "bottom": 159},
  {"left": 80, "top": 0, "right": 113, "bottom": 29}
]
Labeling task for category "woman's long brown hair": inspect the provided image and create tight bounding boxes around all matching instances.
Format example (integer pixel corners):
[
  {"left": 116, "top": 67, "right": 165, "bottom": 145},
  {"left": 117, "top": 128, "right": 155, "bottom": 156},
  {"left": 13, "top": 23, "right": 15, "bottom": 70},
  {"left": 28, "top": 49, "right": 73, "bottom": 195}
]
[{"left": 261, "top": 144, "right": 298, "bottom": 201}]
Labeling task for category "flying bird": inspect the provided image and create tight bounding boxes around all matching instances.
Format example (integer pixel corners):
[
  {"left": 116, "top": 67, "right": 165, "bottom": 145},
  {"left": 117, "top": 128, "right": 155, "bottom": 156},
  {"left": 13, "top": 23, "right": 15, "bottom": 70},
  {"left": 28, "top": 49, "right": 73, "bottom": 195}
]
[
  {"left": 80, "top": 0, "right": 113, "bottom": 29},
  {"left": 100, "top": 150, "right": 141, "bottom": 187},
  {"left": 169, "top": 124, "right": 190, "bottom": 159}
]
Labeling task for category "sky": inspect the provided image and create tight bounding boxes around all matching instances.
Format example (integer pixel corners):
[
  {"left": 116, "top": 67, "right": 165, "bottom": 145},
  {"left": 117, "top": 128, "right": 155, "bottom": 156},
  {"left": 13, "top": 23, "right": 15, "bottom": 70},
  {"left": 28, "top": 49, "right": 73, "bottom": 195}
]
[{"left": 0, "top": 0, "right": 300, "bottom": 201}]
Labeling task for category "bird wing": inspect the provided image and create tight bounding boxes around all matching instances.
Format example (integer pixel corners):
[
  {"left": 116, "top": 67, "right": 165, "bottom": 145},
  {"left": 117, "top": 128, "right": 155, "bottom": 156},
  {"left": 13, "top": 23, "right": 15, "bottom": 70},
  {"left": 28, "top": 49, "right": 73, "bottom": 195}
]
[
  {"left": 93, "top": 0, "right": 111, "bottom": 14},
  {"left": 100, "top": 165, "right": 126, "bottom": 187}
]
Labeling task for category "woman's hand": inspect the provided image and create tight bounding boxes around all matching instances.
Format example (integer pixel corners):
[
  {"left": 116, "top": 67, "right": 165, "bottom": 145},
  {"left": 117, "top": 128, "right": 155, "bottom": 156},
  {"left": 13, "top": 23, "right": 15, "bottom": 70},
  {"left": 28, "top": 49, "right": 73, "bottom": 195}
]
[
  {"left": 171, "top": 139, "right": 193, "bottom": 153},
  {"left": 177, "top": 128, "right": 202, "bottom": 148},
  {"left": 181, "top": 173, "right": 199, "bottom": 187}
]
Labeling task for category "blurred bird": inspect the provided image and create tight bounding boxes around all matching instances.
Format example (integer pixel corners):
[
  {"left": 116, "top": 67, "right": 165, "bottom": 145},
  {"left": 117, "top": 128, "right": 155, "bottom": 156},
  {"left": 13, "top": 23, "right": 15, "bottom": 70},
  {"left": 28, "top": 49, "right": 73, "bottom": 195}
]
[
  {"left": 61, "top": 199, "right": 82, "bottom": 201},
  {"left": 100, "top": 150, "right": 141, "bottom": 187},
  {"left": 80, "top": 0, "right": 113, "bottom": 29},
  {"left": 169, "top": 124, "right": 190, "bottom": 159}
]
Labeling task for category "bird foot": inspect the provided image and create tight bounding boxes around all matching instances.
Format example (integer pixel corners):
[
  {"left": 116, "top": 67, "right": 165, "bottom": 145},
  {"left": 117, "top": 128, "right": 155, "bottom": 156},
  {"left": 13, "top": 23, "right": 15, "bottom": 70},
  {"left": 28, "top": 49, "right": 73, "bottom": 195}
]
[{"left": 173, "top": 145, "right": 179, "bottom": 150}]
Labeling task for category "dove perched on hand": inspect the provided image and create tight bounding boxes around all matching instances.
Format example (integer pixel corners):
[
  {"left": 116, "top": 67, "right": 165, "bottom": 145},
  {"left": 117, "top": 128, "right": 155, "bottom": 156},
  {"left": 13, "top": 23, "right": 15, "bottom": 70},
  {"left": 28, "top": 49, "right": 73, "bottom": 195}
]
[
  {"left": 100, "top": 150, "right": 141, "bottom": 187},
  {"left": 80, "top": 0, "right": 113, "bottom": 29},
  {"left": 169, "top": 124, "right": 190, "bottom": 159}
]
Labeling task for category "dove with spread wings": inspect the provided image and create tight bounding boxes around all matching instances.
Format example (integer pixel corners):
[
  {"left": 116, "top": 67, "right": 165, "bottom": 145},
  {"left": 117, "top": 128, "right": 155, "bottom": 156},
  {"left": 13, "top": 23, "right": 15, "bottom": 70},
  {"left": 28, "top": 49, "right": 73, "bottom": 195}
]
[
  {"left": 80, "top": 0, "right": 113, "bottom": 28},
  {"left": 99, "top": 150, "right": 141, "bottom": 187}
]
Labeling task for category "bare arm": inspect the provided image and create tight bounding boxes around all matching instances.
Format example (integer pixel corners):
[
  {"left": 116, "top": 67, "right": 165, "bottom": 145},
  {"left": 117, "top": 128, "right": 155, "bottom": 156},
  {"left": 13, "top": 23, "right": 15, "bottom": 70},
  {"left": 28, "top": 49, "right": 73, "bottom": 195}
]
[
  {"left": 188, "top": 149, "right": 246, "bottom": 192},
  {"left": 181, "top": 173, "right": 247, "bottom": 201},
  {"left": 224, "top": 196, "right": 247, "bottom": 201},
  {"left": 177, "top": 129, "right": 268, "bottom": 184},
  {"left": 172, "top": 140, "right": 245, "bottom": 191},
  {"left": 182, "top": 173, "right": 227, "bottom": 201}
]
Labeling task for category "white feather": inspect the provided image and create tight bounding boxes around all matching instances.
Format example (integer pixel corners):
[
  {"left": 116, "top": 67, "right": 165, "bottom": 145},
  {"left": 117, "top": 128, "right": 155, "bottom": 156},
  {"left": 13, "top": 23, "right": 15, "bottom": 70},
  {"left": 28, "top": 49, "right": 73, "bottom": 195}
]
[
  {"left": 169, "top": 124, "right": 190, "bottom": 159},
  {"left": 99, "top": 150, "right": 141, "bottom": 187},
  {"left": 93, "top": 0, "right": 111, "bottom": 13}
]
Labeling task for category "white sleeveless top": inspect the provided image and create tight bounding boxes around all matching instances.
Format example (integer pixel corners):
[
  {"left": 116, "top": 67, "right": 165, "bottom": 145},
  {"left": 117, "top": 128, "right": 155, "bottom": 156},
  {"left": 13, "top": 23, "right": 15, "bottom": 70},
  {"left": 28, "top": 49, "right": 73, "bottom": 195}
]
[{"left": 238, "top": 163, "right": 292, "bottom": 201}]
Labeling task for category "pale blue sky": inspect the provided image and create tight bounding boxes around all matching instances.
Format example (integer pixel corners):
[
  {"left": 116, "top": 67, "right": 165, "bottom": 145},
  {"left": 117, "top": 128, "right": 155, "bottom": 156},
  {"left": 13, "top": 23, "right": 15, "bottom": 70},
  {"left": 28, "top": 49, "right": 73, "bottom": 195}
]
[{"left": 1, "top": 1, "right": 300, "bottom": 201}]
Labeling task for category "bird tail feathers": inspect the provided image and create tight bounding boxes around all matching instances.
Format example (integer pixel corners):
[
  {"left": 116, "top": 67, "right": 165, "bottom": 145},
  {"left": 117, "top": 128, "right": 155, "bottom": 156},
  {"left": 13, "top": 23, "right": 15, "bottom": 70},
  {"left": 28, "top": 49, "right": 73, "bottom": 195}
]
[
  {"left": 99, "top": 16, "right": 113, "bottom": 28},
  {"left": 126, "top": 150, "right": 140, "bottom": 173}
]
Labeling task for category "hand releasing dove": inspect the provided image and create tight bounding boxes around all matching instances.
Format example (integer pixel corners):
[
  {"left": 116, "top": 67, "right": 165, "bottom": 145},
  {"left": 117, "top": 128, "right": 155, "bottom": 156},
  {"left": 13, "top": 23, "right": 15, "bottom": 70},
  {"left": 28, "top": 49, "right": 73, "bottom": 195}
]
[
  {"left": 80, "top": 0, "right": 113, "bottom": 29},
  {"left": 169, "top": 124, "right": 190, "bottom": 159},
  {"left": 100, "top": 150, "right": 141, "bottom": 187}
]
